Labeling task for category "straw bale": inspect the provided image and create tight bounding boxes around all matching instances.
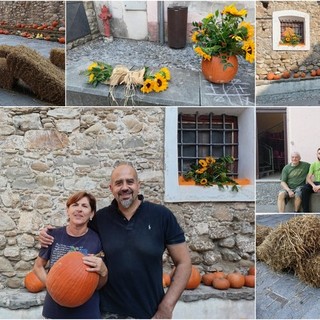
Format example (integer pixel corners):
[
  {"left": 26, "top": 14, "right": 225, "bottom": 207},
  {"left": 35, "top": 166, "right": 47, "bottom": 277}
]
[
  {"left": 6, "top": 45, "right": 65, "bottom": 105},
  {"left": 0, "top": 58, "right": 16, "bottom": 89},
  {"left": 257, "top": 215, "right": 320, "bottom": 272},
  {"left": 50, "top": 48, "right": 65, "bottom": 70},
  {"left": 0, "top": 45, "right": 13, "bottom": 58},
  {"left": 296, "top": 253, "right": 320, "bottom": 287},
  {"left": 256, "top": 224, "right": 273, "bottom": 247}
]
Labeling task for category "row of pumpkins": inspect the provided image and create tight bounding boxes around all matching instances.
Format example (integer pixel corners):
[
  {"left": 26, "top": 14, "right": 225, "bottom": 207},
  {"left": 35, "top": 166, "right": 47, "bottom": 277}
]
[
  {"left": 24, "top": 252, "right": 255, "bottom": 309},
  {"left": 163, "top": 265, "right": 255, "bottom": 291},
  {"left": 267, "top": 69, "right": 320, "bottom": 80}
]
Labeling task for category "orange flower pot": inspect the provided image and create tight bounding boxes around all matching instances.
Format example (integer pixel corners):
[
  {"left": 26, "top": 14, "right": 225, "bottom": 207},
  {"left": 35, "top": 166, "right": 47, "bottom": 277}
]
[{"left": 201, "top": 55, "right": 238, "bottom": 84}]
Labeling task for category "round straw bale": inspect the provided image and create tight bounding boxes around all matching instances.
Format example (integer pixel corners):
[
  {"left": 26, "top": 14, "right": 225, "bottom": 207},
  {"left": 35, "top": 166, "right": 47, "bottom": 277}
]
[
  {"left": 256, "top": 224, "right": 273, "bottom": 247},
  {"left": 257, "top": 215, "right": 320, "bottom": 272},
  {"left": 296, "top": 253, "right": 320, "bottom": 287}
]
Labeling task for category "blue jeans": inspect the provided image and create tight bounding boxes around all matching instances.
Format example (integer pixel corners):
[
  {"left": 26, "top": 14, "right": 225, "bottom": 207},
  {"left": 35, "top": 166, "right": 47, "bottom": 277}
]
[{"left": 302, "top": 182, "right": 320, "bottom": 212}]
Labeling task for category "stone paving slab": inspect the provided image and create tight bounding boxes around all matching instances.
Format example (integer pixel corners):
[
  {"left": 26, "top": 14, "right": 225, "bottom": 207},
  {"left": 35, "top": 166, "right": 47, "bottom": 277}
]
[
  {"left": 67, "top": 58, "right": 199, "bottom": 106},
  {"left": 67, "top": 56, "right": 255, "bottom": 106},
  {"left": 0, "top": 34, "right": 65, "bottom": 107}
]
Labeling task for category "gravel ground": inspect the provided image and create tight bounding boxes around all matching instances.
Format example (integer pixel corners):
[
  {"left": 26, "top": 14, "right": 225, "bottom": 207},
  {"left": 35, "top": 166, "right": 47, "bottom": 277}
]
[{"left": 67, "top": 37, "right": 202, "bottom": 71}]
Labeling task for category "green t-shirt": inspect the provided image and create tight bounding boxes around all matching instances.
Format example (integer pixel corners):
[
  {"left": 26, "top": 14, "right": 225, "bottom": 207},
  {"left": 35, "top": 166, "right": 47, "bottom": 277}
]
[
  {"left": 281, "top": 161, "right": 310, "bottom": 189},
  {"left": 308, "top": 161, "right": 320, "bottom": 182}
]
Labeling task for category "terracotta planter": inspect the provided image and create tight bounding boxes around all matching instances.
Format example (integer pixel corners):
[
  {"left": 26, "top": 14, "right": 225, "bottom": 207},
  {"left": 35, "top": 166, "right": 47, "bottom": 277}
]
[{"left": 201, "top": 55, "right": 238, "bottom": 84}]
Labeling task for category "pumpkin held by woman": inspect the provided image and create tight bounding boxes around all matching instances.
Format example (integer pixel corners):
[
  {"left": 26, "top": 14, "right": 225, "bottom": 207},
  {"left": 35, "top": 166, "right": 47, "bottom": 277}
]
[{"left": 46, "top": 251, "right": 99, "bottom": 307}]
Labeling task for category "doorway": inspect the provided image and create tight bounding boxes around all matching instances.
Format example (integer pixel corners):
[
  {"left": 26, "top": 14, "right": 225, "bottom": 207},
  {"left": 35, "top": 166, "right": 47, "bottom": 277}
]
[{"left": 257, "top": 109, "right": 287, "bottom": 179}]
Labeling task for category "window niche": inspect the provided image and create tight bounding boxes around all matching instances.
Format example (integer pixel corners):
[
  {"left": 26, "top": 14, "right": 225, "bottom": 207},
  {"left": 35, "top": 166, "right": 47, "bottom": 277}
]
[{"left": 273, "top": 10, "right": 310, "bottom": 51}]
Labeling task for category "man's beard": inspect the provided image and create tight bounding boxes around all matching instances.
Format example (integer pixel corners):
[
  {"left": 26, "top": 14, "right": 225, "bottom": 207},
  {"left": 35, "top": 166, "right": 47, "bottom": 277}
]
[{"left": 120, "top": 196, "right": 134, "bottom": 208}]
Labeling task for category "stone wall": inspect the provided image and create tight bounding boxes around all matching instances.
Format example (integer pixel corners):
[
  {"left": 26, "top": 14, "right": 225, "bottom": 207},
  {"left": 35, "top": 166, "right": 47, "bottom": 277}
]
[
  {"left": 256, "top": 1, "right": 320, "bottom": 79},
  {"left": 0, "top": 1, "right": 65, "bottom": 26},
  {"left": 0, "top": 107, "right": 254, "bottom": 290}
]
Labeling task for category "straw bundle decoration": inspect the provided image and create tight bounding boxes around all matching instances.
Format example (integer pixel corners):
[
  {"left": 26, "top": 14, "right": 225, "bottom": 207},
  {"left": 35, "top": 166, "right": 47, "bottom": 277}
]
[
  {"left": 256, "top": 224, "right": 273, "bottom": 247},
  {"left": 257, "top": 215, "right": 320, "bottom": 274},
  {"left": 50, "top": 48, "right": 65, "bottom": 70},
  {"left": 0, "top": 57, "right": 16, "bottom": 89},
  {"left": 0, "top": 45, "right": 13, "bottom": 58},
  {"left": 6, "top": 45, "right": 65, "bottom": 105}
]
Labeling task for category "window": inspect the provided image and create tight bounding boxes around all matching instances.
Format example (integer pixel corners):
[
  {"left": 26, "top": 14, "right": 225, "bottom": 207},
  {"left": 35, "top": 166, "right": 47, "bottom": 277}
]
[
  {"left": 164, "top": 107, "right": 255, "bottom": 202},
  {"left": 273, "top": 10, "right": 310, "bottom": 51},
  {"left": 178, "top": 113, "right": 239, "bottom": 177}
]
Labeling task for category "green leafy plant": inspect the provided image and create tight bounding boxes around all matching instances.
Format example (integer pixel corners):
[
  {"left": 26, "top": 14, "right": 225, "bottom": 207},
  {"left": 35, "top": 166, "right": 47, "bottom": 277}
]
[
  {"left": 80, "top": 61, "right": 113, "bottom": 87},
  {"left": 183, "top": 156, "right": 239, "bottom": 191}
]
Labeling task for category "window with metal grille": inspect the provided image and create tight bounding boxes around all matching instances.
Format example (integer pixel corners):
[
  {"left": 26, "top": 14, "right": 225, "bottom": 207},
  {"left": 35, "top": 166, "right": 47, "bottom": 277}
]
[
  {"left": 280, "top": 19, "right": 304, "bottom": 44},
  {"left": 178, "top": 112, "right": 239, "bottom": 177}
]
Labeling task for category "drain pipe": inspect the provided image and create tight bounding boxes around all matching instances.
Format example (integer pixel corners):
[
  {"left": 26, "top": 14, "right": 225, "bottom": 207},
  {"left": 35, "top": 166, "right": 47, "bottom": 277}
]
[{"left": 158, "top": 1, "right": 165, "bottom": 45}]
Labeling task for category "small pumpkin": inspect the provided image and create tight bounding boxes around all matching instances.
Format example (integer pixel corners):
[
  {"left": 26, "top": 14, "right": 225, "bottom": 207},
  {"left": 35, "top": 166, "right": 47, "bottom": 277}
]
[
  {"left": 248, "top": 266, "right": 255, "bottom": 276},
  {"left": 52, "top": 20, "right": 59, "bottom": 27},
  {"left": 24, "top": 270, "right": 45, "bottom": 293},
  {"left": 212, "top": 277, "right": 230, "bottom": 290},
  {"left": 293, "top": 72, "right": 300, "bottom": 78},
  {"left": 266, "top": 72, "right": 274, "bottom": 80},
  {"left": 201, "top": 273, "right": 215, "bottom": 286},
  {"left": 227, "top": 272, "right": 245, "bottom": 289},
  {"left": 46, "top": 251, "right": 99, "bottom": 307},
  {"left": 185, "top": 266, "right": 201, "bottom": 290},
  {"left": 282, "top": 71, "right": 290, "bottom": 79},
  {"left": 273, "top": 74, "right": 281, "bottom": 80},
  {"left": 58, "top": 37, "right": 65, "bottom": 44},
  {"left": 311, "top": 70, "right": 317, "bottom": 77},
  {"left": 244, "top": 275, "right": 255, "bottom": 287},
  {"left": 162, "top": 273, "right": 171, "bottom": 288},
  {"left": 316, "top": 69, "right": 320, "bottom": 76},
  {"left": 300, "top": 72, "right": 306, "bottom": 78}
]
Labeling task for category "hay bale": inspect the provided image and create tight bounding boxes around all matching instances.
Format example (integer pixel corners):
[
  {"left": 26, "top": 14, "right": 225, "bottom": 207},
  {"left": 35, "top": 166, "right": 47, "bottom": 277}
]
[
  {"left": 6, "top": 45, "right": 65, "bottom": 105},
  {"left": 257, "top": 215, "right": 320, "bottom": 272},
  {"left": 0, "top": 58, "right": 16, "bottom": 89},
  {"left": 0, "top": 45, "right": 13, "bottom": 58},
  {"left": 256, "top": 224, "right": 273, "bottom": 247},
  {"left": 296, "top": 253, "right": 320, "bottom": 287},
  {"left": 50, "top": 48, "right": 65, "bottom": 70}
]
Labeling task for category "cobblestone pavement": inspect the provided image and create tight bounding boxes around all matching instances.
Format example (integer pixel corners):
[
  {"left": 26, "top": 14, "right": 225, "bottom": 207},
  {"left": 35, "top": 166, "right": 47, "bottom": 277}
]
[{"left": 67, "top": 37, "right": 201, "bottom": 71}]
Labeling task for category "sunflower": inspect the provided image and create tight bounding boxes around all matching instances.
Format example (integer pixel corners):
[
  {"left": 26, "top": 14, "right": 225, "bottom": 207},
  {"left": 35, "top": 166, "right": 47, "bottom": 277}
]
[
  {"left": 194, "top": 47, "right": 211, "bottom": 61},
  {"left": 196, "top": 167, "right": 207, "bottom": 174},
  {"left": 88, "top": 62, "right": 98, "bottom": 71},
  {"left": 88, "top": 73, "right": 95, "bottom": 83},
  {"left": 141, "top": 79, "right": 154, "bottom": 94},
  {"left": 239, "top": 21, "right": 255, "bottom": 39},
  {"left": 199, "top": 159, "right": 208, "bottom": 167},
  {"left": 205, "top": 156, "right": 215, "bottom": 165},
  {"left": 191, "top": 31, "right": 199, "bottom": 43},
  {"left": 242, "top": 39, "right": 255, "bottom": 64},
  {"left": 159, "top": 67, "right": 171, "bottom": 81},
  {"left": 200, "top": 178, "right": 208, "bottom": 185},
  {"left": 153, "top": 74, "right": 168, "bottom": 92},
  {"left": 221, "top": 4, "right": 247, "bottom": 17}
]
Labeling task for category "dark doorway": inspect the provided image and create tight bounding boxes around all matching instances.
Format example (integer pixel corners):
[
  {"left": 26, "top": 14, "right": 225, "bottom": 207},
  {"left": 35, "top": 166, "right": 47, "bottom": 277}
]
[{"left": 257, "top": 109, "right": 287, "bottom": 179}]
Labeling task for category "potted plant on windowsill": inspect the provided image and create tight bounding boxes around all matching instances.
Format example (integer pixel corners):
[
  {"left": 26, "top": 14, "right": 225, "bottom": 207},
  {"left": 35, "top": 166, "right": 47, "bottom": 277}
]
[
  {"left": 182, "top": 156, "right": 239, "bottom": 191},
  {"left": 192, "top": 3, "right": 255, "bottom": 84}
]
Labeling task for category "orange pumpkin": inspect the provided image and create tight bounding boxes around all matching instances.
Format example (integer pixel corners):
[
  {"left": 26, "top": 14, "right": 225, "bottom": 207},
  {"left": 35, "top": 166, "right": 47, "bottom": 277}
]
[
  {"left": 212, "top": 277, "right": 230, "bottom": 290},
  {"left": 244, "top": 275, "right": 255, "bottom": 287},
  {"left": 201, "top": 273, "right": 215, "bottom": 286},
  {"left": 58, "top": 37, "right": 65, "bottom": 44},
  {"left": 293, "top": 72, "right": 300, "bottom": 78},
  {"left": 311, "top": 70, "right": 317, "bottom": 77},
  {"left": 185, "top": 266, "right": 201, "bottom": 289},
  {"left": 300, "top": 72, "right": 306, "bottom": 78},
  {"left": 24, "top": 270, "right": 45, "bottom": 293},
  {"left": 317, "top": 69, "right": 320, "bottom": 76},
  {"left": 227, "top": 272, "right": 245, "bottom": 289},
  {"left": 248, "top": 266, "right": 255, "bottom": 276},
  {"left": 282, "top": 71, "right": 290, "bottom": 79},
  {"left": 46, "top": 251, "right": 99, "bottom": 307},
  {"left": 273, "top": 74, "right": 281, "bottom": 80},
  {"left": 52, "top": 20, "right": 59, "bottom": 27},
  {"left": 266, "top": 72, "right": 274, "bottom": 80},
  {"left": 162, "top": 273, "right": 171, "bottom": 288}
]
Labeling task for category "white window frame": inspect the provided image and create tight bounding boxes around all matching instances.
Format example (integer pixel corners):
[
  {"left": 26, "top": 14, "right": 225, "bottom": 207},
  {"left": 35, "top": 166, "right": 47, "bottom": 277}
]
[
  {"left": 164, "top": 107, "right": 255, "bottom": 202},
  {"left": 273, "top": 10, "right": 310, "bottom": 51}
]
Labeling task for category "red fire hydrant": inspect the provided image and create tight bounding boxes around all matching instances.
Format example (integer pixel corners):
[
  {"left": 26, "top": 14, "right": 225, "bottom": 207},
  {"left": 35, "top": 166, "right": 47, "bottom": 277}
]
[{"left": 98, "top": 5, "right": 112, "bottom": 37}]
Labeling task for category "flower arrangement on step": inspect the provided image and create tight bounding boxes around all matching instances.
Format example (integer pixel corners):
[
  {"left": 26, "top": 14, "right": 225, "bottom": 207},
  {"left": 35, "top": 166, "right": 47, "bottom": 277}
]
[
  {"left": 191, "top": 3, "right": 255, "bottom": 67},
  {"left": 183, "top": 156, "right": 239, "bottom": 191},
  {"left": 280, "top": 27, "right": 301, "bottom": 46},
  {"left": 81, "top": 62, "right": 171, "bottom": 93}
]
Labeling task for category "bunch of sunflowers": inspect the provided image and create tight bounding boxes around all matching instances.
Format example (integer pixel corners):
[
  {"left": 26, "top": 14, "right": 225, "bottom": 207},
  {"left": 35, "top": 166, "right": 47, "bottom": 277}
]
[
  {"left": 191, "top": 4, "right": 255, "bottom": 64},
  {"left": 81, "top": 61, "right": 113, "bottom": 87},
  {"left": 183, "top": 156, "right": 239, "bottom": 191},
  {"left": 140, "top": 67, "right": 171, "bottom": 93},
  {"left": 281, "top": 27, "right": 301, "bottom": 45}
]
